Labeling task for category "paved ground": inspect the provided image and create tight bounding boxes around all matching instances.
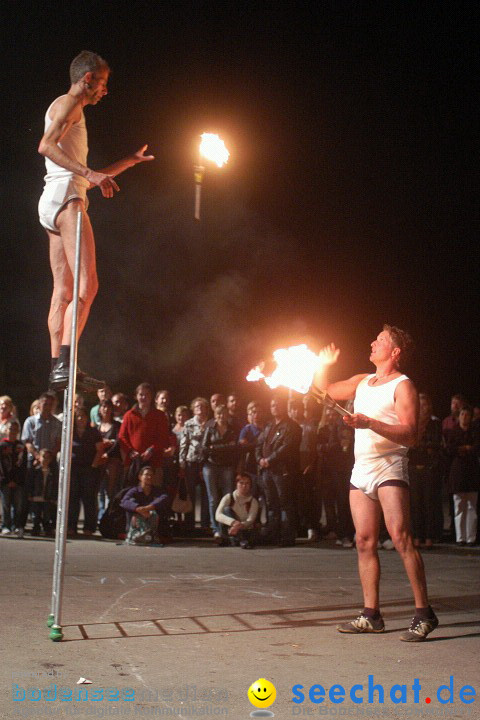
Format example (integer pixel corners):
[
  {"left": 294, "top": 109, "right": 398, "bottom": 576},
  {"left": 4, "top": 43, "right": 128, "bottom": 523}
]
[{"left": 2, "top": 535, "right": 479, "bottom": 720}]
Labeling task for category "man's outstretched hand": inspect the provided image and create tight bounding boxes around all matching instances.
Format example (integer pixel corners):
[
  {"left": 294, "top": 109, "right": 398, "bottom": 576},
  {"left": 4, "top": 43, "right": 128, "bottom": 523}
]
[{"left": 131, "top": 144, "right": 155, "bottom": 164}]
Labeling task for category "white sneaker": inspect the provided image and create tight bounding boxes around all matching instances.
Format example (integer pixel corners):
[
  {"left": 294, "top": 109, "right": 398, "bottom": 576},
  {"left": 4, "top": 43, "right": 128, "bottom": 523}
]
[
  {"left": 307, "top": 529, "right": 318, "bottom": 541},
  {"left": 16, "top": 528, "right": 24, "bottom": 538},
  {"left": 1, "top": 528, "right": 11, "bottom": 535},
  {"left": 342, "top": 537, "right": 354, "bottom": 548},
  {"left": 382, "top": 539, "right": 395, "bottom": 550}
]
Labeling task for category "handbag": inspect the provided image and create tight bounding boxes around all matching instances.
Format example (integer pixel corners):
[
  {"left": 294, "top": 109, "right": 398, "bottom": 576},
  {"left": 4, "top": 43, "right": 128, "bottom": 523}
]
[{"left": 171, "top": 476, "right": 193, "bottom": 514}]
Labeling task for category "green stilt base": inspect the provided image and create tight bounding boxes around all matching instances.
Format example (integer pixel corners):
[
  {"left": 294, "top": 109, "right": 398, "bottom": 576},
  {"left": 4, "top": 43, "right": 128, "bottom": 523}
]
[
  {"left": 49, "top": 625, "right": 63, "bottom": 642},
  {"left": 47, "top": 613, "right": 54, "bottom": 628}
]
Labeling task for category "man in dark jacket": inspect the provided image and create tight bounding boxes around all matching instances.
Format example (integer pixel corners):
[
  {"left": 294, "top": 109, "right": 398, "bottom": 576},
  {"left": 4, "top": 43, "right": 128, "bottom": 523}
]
[{"left": 256, "top": 396, "right": 302, "bottom": 545}]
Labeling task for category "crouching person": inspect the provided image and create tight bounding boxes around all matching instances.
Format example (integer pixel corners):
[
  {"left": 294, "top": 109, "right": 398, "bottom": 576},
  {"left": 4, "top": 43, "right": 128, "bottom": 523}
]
[
  {"left": 215, "top": 473, "right": 259, "bottom": 548},
  {"left": 120, "top": 466, "right": 170, "bottom": 545}
]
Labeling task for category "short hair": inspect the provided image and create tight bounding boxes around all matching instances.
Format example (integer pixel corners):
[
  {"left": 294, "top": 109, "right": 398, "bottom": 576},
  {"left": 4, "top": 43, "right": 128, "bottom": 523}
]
[
  {"left": 39, "top": 391, "right": 54, "bottom": 401},
  {"left": 190, "top": 396, "right": 209, "bottom": 412},
  {"left": 135, "top": 382, "right": 153, "bottom": 397},
  {"left": 460, "top": 405, "right": 473, "bottom": 415},
  {"left": 236, "top": 472, "right": 252, "bottom": 486},
  {"left": 139, "top": 465, "right": 154, "bottom": 478},
  {"left": 0, "top": 395, "right": 13, "bottom": 410},
  {"left": 214, "top": 404, "right": 227, "bottom": 417},
  {"left": 175, "top": 405, "right": 189, "bottom": 415},
  {"left": 383, "top": 324, "right": 414, "bottom": 369},
  {"left": 69, "top": 51, "right": 110, "bottom": 84}
]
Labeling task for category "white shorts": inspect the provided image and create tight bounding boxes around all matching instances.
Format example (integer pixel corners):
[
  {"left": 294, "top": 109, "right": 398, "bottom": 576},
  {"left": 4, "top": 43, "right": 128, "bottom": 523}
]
[
  {"left": 38, "top": 178, "right": 89, "bottom": 232},
  {"left": 350, "top": 455, "right": 409, "bottom": 500}
]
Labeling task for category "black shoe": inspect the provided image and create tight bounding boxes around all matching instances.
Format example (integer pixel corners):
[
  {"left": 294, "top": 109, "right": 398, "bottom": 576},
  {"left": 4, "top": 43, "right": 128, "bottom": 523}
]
[{"left": 49, "top": 361, "right": 105, "bottom": 391}]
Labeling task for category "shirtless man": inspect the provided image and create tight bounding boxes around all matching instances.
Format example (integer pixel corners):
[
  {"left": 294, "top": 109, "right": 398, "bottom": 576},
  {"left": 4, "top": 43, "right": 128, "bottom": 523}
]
[
  {"left": 38, "top": 51, "right": 154, "bottom": 390},
  {"left": 313, "top": 325, "right": 438, "bottom": 641}
]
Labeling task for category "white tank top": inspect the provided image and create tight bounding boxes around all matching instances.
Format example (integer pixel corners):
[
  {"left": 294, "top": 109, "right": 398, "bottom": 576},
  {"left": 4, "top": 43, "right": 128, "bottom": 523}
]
[
  {"left": 351, "top": 373, "right": 409, "bottom": 484},
  {"left": 43, "top": 95, "right": 89, "bottom": 189}
]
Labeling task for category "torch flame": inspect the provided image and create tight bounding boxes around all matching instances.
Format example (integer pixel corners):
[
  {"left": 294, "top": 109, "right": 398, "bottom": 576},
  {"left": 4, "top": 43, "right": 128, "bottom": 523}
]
[
  {"left": 199, "top": 133, "right": 230, "bottom": 167},
  {"left": 246, "top": 344, "right": 323, "bottom": 394}
]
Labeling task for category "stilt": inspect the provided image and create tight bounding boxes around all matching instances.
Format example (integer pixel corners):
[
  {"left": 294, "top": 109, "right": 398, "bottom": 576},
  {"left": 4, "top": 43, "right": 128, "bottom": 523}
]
[{"left": 48, "top": 211, "right": 82, "bottom": 641}]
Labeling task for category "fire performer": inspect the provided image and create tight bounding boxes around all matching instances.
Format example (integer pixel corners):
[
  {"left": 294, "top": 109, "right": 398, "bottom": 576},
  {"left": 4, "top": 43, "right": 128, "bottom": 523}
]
[
  {"left": 38, "top": 50, "right": 154, "bottom": 390},
  {"left": 313, "top": 325, "right": 438, "bottom": 641}
]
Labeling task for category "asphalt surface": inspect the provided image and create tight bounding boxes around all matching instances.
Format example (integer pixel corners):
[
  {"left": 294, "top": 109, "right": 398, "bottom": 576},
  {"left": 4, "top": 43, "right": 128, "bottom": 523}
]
[{"left": 2, "top": 535, "right": 479, "bottom": 720}]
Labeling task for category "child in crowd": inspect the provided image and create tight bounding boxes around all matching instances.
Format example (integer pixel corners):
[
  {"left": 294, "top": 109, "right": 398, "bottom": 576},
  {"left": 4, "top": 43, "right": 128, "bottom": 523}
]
[
  {"left": 0, "top": 420, "right": 26, "bottom": 536},
  {"left": 25, "top": 448, "right": 58, "bottom": 536}
]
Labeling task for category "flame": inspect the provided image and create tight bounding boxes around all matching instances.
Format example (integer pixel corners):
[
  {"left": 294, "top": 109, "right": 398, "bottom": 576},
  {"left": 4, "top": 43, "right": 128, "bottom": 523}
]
[
  {"left": 247, "top": 344, "right": 323, "bottom": 394},
  {"left": 199, "top": 133, "right": 230, "bottom": 167}
]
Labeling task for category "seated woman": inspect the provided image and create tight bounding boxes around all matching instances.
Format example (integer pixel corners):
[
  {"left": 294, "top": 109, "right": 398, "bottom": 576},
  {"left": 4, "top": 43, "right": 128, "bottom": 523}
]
[
  {"left": 120, "top": 466, "right": 170, "bottom": 544},
  {"left": 215, "top": 473, "right": 259, "bottom": 548}
]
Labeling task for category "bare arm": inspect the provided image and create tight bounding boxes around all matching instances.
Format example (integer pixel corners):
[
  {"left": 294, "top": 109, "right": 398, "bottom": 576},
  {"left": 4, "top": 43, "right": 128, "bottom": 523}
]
[
  {"left": 343, "top": 379, "right": 419, "bottom": 447},
  {"left": 38, "top": 95, "right": 119, "bottom": 197},
  {"left": 98, "top": 145, "right": 154, "bottom": 178}
]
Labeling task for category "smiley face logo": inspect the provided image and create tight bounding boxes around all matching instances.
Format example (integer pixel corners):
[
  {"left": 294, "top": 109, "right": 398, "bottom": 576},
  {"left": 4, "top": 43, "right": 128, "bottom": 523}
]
[{"left": 248, "top": 678, "right": 277, "bottom": 709}]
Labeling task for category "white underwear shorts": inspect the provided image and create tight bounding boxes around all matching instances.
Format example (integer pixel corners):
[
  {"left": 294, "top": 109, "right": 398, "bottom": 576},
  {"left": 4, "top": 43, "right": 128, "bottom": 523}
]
[{"left": 38, "top": 178, "right": 89, "bottom": 232}]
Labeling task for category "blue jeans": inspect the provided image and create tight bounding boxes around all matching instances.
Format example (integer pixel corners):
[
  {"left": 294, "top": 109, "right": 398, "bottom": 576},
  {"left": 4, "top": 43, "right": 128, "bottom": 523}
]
[{"left": 202, "top": 463, "right": 235, "bottom": 534}]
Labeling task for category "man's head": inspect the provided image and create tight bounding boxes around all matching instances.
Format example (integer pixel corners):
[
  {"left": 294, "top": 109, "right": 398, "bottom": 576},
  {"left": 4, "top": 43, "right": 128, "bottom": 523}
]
[
  {"left": 70, "top": 51, "right": 110, "bottom": 106},
  {"left": 247, "top": 401, "right": 263, "bottom": 426},
  {"left": 418, "top": 393, "right": 433, "bottom": 420},
  {"left": 370, "top": 325, "right": 414, "bottom": 370},
  {"left": 236, "top": 473, "right": 252, "bottom": 497},
  {"left": 97, "top": 385, "right": 112, "bottom": 403},
  {"left": 38, "top": 392, "right": 55, "bottom": 418},
  {"left": 288, "top": 398, "right": 303, "bottom": 422},
  {"left": 155, "top": 390, "right": 170, "bottom": 412},
  {"left": 135, "top": 383, "right": 153, "bottom": 410},
  {"left": 112, "top": 393, "right": 129, "bottom": 417},
  {"left": 270, "top": 395, "right": 288, "bottom": 421},
  {"left": 210, "top": 394, "right": 225, "bottom": 413},
  {"left": 138, "top": 466, "right": 154, "bottom": 494},
  {"left": 226, "top": 394, "right": 237, "bottom": 415}
]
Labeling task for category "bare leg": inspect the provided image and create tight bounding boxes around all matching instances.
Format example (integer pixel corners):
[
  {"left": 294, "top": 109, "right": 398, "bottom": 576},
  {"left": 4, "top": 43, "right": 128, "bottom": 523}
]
[
  {"left": 378, "top": 485, "right": 429, "bottom": 608},
  {"left": 49, "top": 200, "right": 98, "bottom": 352},
  {"left": 349, "top": 489, "right": 382, "bottom": 609},
  {"left": 47, "top": 230, "right": 73, "bottom": 358}
]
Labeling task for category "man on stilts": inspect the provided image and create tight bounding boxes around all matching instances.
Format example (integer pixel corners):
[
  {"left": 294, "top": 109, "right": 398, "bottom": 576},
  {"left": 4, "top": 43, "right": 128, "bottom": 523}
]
[{"left": 38, "top": 50, "right": 153, "bottom": 390}]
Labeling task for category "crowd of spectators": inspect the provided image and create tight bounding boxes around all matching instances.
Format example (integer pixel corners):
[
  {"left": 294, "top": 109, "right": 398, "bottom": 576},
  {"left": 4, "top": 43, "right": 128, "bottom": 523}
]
[{"left": 0, "top": 387, "right": 479, "bottom": 548}]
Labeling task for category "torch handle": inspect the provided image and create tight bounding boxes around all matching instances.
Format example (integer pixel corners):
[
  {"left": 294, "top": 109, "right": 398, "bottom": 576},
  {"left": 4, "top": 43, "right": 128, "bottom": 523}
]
[{"left": 309, "top": 386, "right": 352, "bottom": 417}]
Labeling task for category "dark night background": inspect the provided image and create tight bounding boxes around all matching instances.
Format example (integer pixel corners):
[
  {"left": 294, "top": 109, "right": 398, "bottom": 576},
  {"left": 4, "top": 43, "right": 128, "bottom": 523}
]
[{"left": 2, "top": 1, "right": 479, "bottom": 418}]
